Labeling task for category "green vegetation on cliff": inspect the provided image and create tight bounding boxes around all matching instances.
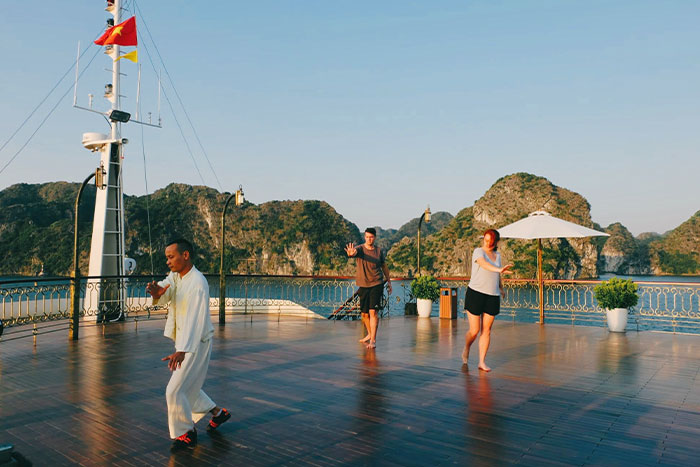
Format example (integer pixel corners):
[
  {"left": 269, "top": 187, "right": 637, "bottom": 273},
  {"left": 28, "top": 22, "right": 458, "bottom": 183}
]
[
  {"left": 0, "top": 183, "right": 96, "bottom": 275},
  {"left": 373, "top": 211, "right": 453, "bottom": 251},
  {"left": 387, "top": 173, "right": 600, "bottom": 279},
  {"left": 597, "top": 212, "right": 700, "bottom": 276},
  {"left": 1, "top": 177, "right": 697, "bottom": 278},
  {"left": 598, "top": 223, "right": 651, "bottom": 274},
  {"left": 649, "top": 211, "right": 700, "bottom": 275},
  {"left": 0, "top": 183, "right": 361, "bottom": 276}
]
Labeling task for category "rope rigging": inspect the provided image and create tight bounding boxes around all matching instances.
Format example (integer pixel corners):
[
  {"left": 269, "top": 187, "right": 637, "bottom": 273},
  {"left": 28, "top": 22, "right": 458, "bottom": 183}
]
[
  {"left": 0, "top": 47, "right": 90, "bottom": 156},
  {"left": 134, "top": 1, "right": 224, "bottom": 192},
  {"left": 134, "top": 30, "right": 207, "bottom": 186},
  {"left": 0, "top": 46, "right": 102, "bottom": 176},
  {"left": 2, "top": 4, "right": 223, "bottom": 190},
  {"left": 138, "top": 93, "right": 156, "bottom": 278},
  {"left": 1, "top": 2, "right": 223, "bottom": 280}
]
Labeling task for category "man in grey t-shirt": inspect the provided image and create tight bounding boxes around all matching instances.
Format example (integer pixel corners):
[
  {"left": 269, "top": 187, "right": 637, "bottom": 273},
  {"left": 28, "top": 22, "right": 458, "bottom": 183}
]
[{"left": 345, "top": 228, "right": 392, "bottom": 349}]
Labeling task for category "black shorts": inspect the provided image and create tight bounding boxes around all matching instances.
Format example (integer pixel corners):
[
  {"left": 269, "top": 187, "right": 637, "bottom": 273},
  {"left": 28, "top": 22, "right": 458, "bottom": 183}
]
[
  {"left": 464, "top": 287, "right": 500, "bottom": 317},
  {"left": 357, "top": 284, "right": 384, "bottom": 314}
]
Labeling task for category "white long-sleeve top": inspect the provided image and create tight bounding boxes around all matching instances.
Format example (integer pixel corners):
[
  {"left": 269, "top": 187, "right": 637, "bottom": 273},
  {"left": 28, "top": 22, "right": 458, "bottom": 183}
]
[{"left": 154, "top": 266, "right": 214, "bottom": 353}]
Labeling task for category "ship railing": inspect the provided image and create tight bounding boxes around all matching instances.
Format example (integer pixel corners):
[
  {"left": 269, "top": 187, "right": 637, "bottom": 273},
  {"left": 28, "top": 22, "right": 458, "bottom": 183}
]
[
  {"left": 1, "top": 275, "right": 699, "bottom": 342},
  {"left": 436, "top": 278, "right": 700, "bottom": 333}
]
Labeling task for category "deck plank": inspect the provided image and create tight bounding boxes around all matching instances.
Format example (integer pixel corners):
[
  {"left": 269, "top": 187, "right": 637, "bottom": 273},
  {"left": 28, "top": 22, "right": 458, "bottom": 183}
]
[{"left": 2, "top": 316, "right": 700, "bottom": 465}]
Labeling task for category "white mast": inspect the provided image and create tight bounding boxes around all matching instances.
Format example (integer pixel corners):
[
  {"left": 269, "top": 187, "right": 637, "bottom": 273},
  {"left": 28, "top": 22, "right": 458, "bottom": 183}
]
[
  {"left": 85, "top": 0, "right": 127, "bottom": 321},
  {"left": 75, "top": 0, "right": 160, "bottom": 321}
]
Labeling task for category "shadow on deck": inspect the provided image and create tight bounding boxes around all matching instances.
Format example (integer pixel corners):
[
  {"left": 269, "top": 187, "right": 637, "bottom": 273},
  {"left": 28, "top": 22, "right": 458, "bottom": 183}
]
[{"left": 1, "top": 316, "right": 700, "bottom": 466}]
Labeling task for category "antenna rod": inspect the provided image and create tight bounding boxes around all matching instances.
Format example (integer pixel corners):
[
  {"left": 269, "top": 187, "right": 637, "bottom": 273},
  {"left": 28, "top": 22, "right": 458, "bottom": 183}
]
[
  {"left": 136, "top": 64, "right": 141, "bottom": 120},
  {"left": 111, "top": 0, "right": 121, "bottom": 141},
  {"left": 73, "top": 41, "right": 81, "bottom": 106},
  {"left": 157, "top": 70, "right": 162, "bottom": 126}
]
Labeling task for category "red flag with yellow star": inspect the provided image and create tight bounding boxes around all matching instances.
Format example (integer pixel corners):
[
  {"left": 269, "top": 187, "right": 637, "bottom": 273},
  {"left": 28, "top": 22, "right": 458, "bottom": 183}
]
[{"left": 94, "top": 16, "right": 137, "bottom": 46}]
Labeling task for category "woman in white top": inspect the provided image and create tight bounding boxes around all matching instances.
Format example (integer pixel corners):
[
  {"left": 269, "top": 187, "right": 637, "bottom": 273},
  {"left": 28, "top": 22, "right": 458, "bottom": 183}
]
[{"left": 462, "top": 229, "right": 512, "bottom": 371}]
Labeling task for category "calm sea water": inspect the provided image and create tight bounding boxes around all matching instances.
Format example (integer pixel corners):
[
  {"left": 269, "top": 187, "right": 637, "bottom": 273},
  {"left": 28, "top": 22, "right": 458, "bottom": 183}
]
[{"left": 599, "top": 273, "right": 700, "bottom": 283}]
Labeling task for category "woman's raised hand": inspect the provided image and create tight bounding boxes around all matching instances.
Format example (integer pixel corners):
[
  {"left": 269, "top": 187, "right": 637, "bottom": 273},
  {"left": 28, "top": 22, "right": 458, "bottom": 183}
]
[{"left": 500, "top": 264, "right": 514, "bottom": 275}]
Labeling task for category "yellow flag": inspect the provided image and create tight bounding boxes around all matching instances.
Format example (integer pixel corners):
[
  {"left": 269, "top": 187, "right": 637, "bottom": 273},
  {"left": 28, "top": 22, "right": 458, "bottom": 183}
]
[{"left": 115, "top": 49, "right": 138, "bottom": 63}]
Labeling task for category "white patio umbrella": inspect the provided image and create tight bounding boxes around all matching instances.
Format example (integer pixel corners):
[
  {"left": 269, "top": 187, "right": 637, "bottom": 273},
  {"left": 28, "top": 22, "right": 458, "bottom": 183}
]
[{"left": 497, "top": 211, "right": 609, "bottom": 324}]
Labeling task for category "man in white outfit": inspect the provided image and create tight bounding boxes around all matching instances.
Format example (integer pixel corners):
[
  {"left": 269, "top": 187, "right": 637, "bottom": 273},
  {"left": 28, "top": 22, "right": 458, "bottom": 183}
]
[{"left": 146, "top": 239, "right": 231, "bottom": 450}]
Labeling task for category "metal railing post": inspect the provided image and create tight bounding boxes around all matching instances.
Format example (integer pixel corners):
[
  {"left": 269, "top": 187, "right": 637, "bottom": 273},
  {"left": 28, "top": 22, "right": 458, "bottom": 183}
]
[
  {"left": 538, "top": 239, "right": 544, "bottom": 325},
  {"left": 70, "top": 171, "right": 98, "bottom": 340},
  {"left": 219, "top": 187, "right": 244, "bottom": 326},
  {"left": 417, "top": 214, "right": 423, "bottom": 277},
  {"left": 416, "top": 207, "right": 431, "bottom": 277}
]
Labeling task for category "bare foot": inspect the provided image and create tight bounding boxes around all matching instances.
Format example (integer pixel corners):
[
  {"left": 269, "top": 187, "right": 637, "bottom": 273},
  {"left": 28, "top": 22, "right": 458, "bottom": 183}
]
[
  {"left": 359, "top": 335, "right": 370, "bottom": 343},
  {"left": 366, "top": 340, "right": 376, "bottom": 349},
  {"left": 478, "top": 363, "right": 491, "bottom": 372},
  {"left": 461, "top": 346, "right": 469, "bottom": 364}
]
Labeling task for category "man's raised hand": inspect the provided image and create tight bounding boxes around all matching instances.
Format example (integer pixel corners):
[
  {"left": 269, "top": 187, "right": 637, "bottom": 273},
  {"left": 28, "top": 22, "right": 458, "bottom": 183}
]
[
  {"left": 146, "top": 281, "right": 170, "bottom": 299},
  {"left": 344, "top": 243, "right": 357, "bottom": 257}
]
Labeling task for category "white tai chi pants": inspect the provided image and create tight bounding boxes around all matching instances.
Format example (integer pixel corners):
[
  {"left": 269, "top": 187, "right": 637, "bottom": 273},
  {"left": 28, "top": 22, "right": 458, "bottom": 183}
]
[{"left": 166, "top": 339, "right": 217, "bottom": 438}]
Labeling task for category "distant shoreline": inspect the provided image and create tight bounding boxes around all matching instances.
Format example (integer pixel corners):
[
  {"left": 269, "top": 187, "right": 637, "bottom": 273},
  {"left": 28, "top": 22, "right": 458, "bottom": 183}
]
[{"left": 2, "top": 273, "right": 700, "bottom": 284}]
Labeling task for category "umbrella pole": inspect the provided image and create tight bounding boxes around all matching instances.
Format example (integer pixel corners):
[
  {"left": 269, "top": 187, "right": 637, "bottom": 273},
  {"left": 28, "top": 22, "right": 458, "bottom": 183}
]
[{"left": 538, "top": 239, "right": 544, "bottom": 325}]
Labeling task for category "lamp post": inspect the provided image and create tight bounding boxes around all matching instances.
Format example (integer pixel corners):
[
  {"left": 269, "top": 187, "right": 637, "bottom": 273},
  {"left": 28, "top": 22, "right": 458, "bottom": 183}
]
[
  {"left": 70, "top": 168, "right": 105, "bottom": 340},
  {"left": 219, "top": 185, "right": 244, "bottom": 326},
  {"left": 416, "top": 206, "right": 431, "bottom": 276}
]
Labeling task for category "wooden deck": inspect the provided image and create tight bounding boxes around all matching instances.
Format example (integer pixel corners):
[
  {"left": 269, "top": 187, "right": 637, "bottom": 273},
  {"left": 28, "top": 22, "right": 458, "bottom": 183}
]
[{"left": 2, "top": 315, "right": 700, "bottom": 466}]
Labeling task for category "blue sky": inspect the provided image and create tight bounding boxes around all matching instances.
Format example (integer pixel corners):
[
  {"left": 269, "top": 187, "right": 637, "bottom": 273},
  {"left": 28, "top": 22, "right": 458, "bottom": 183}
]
[{"left": 1, "top": 0, "right": 698, "bottom": 235}]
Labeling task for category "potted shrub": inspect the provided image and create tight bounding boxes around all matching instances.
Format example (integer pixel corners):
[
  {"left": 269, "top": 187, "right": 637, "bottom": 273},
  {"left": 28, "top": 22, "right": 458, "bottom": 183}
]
[
  {"left": 410, "top": 275, "right": 440, "bottom": 318},
  {"left": 594, "top": 277, "right": 639, "bottom": 332}
]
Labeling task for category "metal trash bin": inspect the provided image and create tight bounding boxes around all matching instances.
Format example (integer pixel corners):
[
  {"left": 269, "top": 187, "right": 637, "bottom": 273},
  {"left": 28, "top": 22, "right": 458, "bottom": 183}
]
[
  {"left": 404, "top": 303, "right": 417, "bottom": 316},
  {"left": 439, "top": 287, "right": 457, "bottom": 319}
]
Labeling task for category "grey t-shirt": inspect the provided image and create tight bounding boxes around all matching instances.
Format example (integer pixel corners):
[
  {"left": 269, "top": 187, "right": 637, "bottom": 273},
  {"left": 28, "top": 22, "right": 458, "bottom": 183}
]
[
  {"left": 353, "top": 244, "right": 386, "bottom": 288},
  {"left": 468, "top": 247, "right": 502, "bottom": 296}
]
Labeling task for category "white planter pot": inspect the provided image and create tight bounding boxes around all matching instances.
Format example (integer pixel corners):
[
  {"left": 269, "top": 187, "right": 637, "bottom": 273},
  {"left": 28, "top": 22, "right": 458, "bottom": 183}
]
[
  {"left": 606, "top": 308, "right": 628, "bottom": 332},
  {"left": 417, "top": 299, "right": 432, "bottom": 318}
]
